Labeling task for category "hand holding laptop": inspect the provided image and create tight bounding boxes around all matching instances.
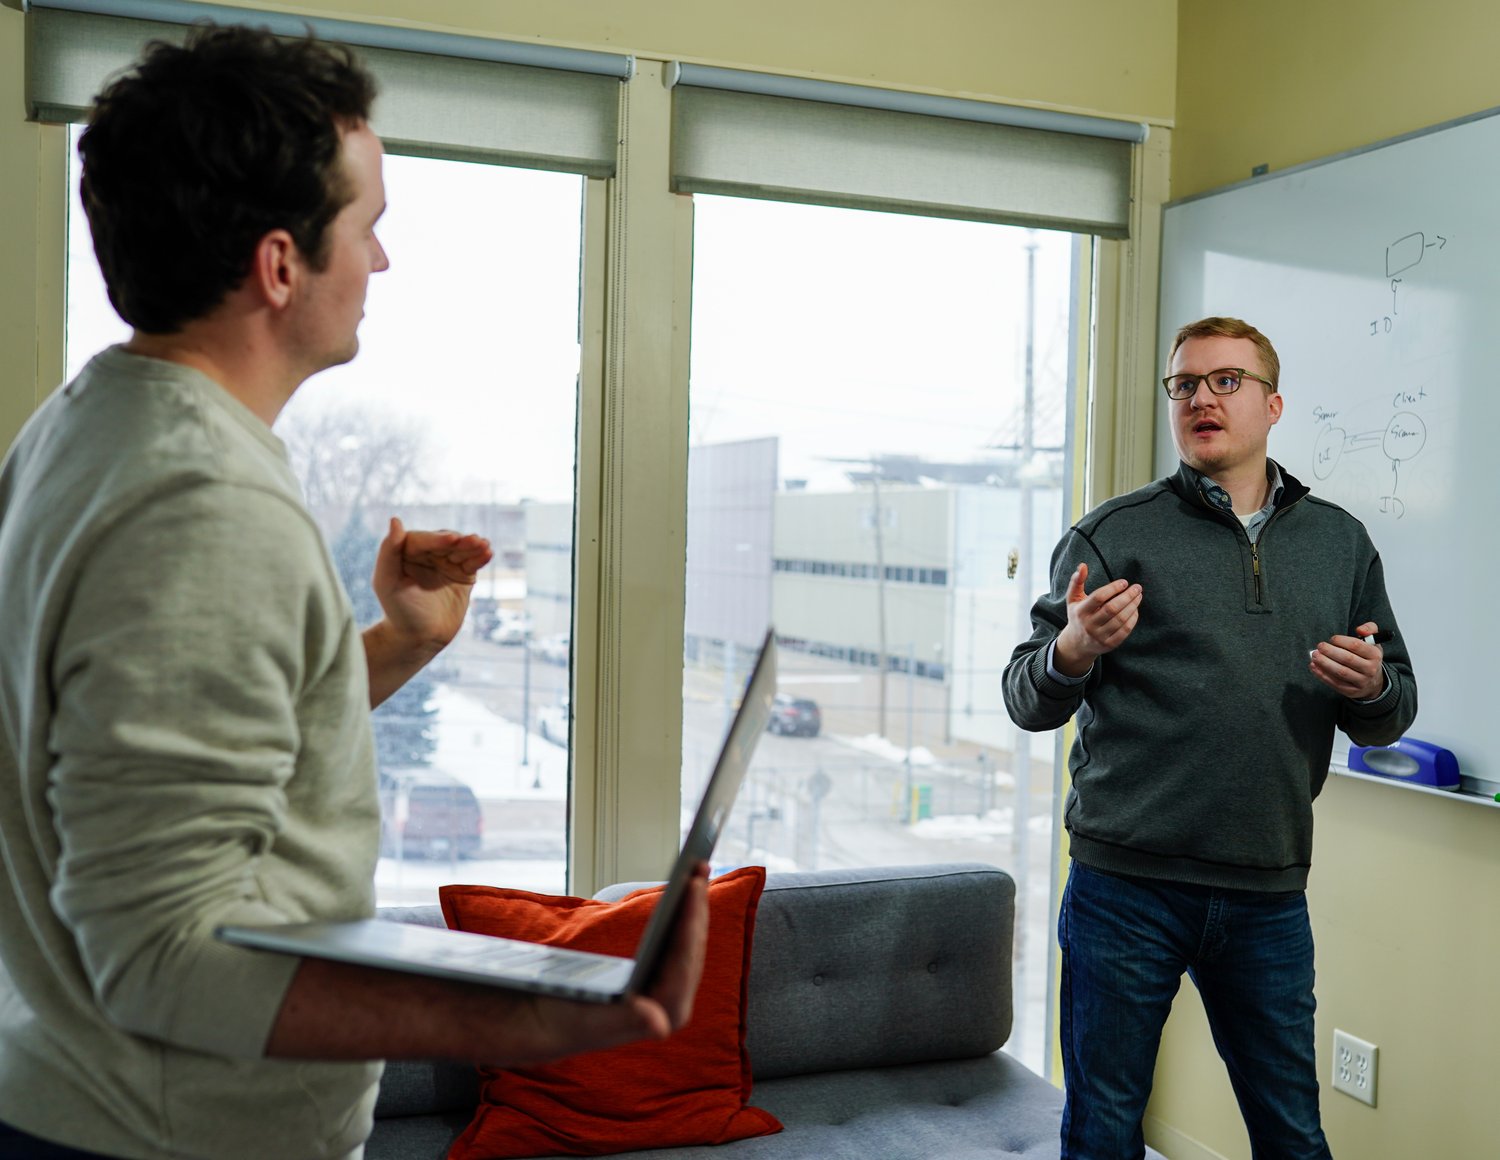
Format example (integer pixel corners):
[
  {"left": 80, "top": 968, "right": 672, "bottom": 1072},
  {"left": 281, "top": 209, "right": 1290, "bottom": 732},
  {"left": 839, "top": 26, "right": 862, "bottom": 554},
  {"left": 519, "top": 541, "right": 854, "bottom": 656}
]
[
  {"left": 262, "top": 859, "right": 712, "bottom": 1065},
  {"left": 519, "top": 860, "right": 711, "bottom": 1061}
]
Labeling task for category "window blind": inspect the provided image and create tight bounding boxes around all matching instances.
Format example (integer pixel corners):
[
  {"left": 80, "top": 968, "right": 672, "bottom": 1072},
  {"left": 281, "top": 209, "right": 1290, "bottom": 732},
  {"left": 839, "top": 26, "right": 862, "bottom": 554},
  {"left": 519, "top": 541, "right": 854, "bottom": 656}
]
[
  {"left": 24, "top": 0, "right": 627, "bottom": 176},
  {"left": 669, "top": 64, "right": 1140, "bottom": 237}
]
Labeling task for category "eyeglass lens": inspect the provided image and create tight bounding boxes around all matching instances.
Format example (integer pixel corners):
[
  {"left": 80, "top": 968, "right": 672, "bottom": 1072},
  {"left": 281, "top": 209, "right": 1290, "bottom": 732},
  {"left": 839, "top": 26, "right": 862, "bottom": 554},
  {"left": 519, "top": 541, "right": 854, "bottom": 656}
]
[{"left": 1164, "top": 369, "right": 1243, "bottom": 399}]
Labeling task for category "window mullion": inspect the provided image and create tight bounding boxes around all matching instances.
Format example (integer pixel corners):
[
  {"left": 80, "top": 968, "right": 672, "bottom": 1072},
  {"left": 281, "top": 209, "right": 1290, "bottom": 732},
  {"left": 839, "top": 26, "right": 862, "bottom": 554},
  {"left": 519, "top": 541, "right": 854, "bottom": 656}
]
[{"left": 572, "top": 59, "right": 693, "bottom": 894}]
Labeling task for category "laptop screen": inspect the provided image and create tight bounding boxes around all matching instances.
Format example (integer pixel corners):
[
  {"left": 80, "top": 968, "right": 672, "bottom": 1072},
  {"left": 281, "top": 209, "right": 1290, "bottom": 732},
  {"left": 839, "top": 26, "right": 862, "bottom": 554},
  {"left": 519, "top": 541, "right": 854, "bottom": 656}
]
[{"left": 626, "top": 628, "right": 776, "bottom": 990}]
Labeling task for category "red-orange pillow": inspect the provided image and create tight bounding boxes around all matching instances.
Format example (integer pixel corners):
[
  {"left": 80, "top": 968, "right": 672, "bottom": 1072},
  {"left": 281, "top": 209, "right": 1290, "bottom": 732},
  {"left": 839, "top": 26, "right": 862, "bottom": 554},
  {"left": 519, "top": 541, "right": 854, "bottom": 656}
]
[{"left": 438, "top": 865, "right": 782, "bottom": 1158}]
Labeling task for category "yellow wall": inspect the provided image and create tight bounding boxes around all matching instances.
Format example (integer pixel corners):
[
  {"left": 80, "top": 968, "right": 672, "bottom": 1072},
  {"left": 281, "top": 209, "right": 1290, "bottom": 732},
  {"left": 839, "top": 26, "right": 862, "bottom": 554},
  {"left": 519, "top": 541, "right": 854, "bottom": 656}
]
[
  {"left": 1174, "top": 0, "right": 1500, "bottom": 198},
  {"left": 277, "top": 0, "right": 1177, "bottom": 122},
  {"left": 0, "top": 5, "right": 63, "bottom": 451},
  {"left": 1153, "top": 4, "right": 1500, "bottom": 1158}
]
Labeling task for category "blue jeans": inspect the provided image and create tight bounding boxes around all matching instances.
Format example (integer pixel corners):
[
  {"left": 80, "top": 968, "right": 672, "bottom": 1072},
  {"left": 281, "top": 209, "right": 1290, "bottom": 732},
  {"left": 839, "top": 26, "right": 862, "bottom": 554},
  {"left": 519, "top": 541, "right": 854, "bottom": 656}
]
[
  {"left": 0, "top": 1121, "right": 120, "bottom": 1158},
  {"left": 1058, "top": 861, "right": 1332, "bottom": 1160}
]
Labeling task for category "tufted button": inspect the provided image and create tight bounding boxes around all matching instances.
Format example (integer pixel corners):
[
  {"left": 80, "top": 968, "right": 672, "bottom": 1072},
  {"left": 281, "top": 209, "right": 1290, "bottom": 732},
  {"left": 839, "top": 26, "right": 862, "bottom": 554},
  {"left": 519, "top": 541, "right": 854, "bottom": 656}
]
[
  {"left": 812, "top": 973, "right": 824, "bottom": 986},
  {"left": 927, "top": 961, "right": 939, "bottom": 974}
]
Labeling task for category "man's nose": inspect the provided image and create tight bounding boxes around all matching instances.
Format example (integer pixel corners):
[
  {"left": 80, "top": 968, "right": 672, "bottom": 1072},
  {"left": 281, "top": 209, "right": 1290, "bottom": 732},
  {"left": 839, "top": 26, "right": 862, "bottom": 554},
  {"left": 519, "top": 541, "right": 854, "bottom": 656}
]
[{"left": 1188, "top": 378, "right": 1217, "bottom": 406}]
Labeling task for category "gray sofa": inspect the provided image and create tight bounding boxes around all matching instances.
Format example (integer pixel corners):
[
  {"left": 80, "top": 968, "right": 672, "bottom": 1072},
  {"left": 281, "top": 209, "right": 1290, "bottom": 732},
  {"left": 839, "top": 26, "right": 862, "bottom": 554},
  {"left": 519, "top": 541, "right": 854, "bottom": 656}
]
[{"left": 366, "top": 862, "right": 1164, "bottom": 1160}]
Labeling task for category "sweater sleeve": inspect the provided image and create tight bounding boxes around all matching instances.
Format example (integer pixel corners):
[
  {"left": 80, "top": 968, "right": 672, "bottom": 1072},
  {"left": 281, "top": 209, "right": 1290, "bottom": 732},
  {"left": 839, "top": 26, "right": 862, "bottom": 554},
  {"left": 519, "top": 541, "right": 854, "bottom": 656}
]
[
  {"left": 47, "top": 480, "right": 346, "bottom": 1059},
  {"left": 1002, "top": 526, "right": 1106, "bottom": 732},
  {"left": 1338, "top": 551, "right": 1418, "bottom": 746}
]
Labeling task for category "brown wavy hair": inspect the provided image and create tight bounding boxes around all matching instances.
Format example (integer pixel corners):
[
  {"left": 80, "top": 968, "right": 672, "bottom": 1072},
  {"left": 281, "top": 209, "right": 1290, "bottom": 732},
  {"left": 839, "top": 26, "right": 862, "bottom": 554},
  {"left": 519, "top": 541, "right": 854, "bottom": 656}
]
[{"left": 78, "top": 23, "right": 377, "bottom": 334}]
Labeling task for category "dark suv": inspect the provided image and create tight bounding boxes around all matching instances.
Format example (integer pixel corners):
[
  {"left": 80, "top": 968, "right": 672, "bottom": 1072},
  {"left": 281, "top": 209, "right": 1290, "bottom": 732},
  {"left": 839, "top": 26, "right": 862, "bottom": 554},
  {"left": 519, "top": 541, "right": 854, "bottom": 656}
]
[
  {"left": 378, "top": 767, "right": 482, "bottom": 860},
  {"left": 767, "top": 693, "right": 821, "bottom": 737}
]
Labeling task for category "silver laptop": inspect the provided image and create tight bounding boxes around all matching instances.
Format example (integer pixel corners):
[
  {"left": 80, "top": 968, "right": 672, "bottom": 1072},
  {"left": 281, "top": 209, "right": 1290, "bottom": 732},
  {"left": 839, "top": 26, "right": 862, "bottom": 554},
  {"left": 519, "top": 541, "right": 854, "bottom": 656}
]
[{"left": 217, "top": 630, "right": 777, "bottom": 1004}]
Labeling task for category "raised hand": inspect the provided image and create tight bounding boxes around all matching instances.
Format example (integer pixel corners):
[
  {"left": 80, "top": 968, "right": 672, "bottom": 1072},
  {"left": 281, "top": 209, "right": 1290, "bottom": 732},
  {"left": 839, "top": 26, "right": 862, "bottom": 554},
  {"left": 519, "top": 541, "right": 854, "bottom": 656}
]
[
  {"left": 363, "top": 518, "right": 494, "bottom": 707},
  {"left": 1052, "top": 562, "right": 1142, "bottom": 678},
  {"left": 370, "top": 517, "right": 493, "bottom": 653}
]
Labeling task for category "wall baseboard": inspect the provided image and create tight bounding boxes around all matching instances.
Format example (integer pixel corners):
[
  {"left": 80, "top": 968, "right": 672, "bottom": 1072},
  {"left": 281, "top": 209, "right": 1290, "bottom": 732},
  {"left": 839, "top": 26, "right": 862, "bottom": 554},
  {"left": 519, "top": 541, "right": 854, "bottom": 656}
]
[{"left": 1144, "top": 1115, "right": 1233, "bottom": 1160}]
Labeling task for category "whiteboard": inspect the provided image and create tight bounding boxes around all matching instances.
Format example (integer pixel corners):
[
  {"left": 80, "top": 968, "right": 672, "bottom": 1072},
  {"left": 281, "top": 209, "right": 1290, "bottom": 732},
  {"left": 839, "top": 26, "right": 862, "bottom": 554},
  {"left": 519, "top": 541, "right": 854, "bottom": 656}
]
[{"left": 1158, "top": 109, "right": 1500, "bottom": 775}]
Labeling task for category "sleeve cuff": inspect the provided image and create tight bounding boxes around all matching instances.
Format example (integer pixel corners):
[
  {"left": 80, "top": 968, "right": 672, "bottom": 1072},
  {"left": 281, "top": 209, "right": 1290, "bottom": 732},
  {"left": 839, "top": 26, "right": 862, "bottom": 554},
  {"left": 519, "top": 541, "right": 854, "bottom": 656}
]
[
  {"left": 1045, "top": 639, "right": 1092, "bottom": 688},
  {"left": 1350, "top": 664, "right": 1398, "bottom": 710}
]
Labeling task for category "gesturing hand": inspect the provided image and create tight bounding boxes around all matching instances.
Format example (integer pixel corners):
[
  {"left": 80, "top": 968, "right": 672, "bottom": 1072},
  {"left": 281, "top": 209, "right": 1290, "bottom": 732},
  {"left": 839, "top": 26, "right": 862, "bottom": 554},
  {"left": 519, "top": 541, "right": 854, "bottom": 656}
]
[
  {"left": 1052, "top": 562, "right": 1142, "bottom": 678},
  {"left": 1309, "top": 620, "right": 1388, "bottom": 701},
  {"left": 371, "top": 517, "right": 493, "bottom": 654}
]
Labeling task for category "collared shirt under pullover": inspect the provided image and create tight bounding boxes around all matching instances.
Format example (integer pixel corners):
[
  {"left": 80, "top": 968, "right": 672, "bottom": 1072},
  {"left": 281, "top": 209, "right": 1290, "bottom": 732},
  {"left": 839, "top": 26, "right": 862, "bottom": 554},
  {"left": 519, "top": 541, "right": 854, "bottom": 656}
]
[{"left": 1003, "top": 460, "right": 1417, "bottom": 892}]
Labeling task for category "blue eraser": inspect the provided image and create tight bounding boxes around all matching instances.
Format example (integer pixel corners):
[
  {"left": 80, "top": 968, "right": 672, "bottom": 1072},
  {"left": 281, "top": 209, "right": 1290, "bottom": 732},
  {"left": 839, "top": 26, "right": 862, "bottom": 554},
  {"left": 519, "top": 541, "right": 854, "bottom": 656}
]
[{"left": 1347, "top": 737, "right": 1459, "bottom": 790}]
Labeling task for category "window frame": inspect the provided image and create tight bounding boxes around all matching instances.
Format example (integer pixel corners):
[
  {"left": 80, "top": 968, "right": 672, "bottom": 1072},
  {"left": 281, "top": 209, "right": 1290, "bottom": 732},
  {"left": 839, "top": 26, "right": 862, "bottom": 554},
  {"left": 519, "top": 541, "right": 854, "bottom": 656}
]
[{"left": 17, "top": 26, "right": 1169, "bottom": 906}]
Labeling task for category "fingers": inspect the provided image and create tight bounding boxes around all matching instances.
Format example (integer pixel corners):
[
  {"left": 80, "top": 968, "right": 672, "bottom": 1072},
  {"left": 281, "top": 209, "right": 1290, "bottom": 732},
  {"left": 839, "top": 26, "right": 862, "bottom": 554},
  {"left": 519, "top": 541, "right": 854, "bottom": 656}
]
[
  {"left": 1054, "top": 573, "right": 1141, "bottom": 673},
  {"left": 369, "top": 518, "right": 405, "bottom": 589},
  {"left": 1065, "top": 563, "right": 1089, "bottom": 604},
  {"left": 648, "top": 862, "right": 711, "bottom": 1031},
  {"left": 534, "top": 862, "right": 711, "bottom": 1061},
  {"left": 518, "top": 989, "right": 669, "bottom": 1065},
  {"left": 398, "top": 529, "right": 494, "bottom": 584},
  {"left": 1309, "top": 636, "right": 1385, "bottom": 700},
  {"left": 1064, "top": 564, "right": 1141, "bottom": 642},
  {"left": 1077, "top": 579, "right": 1142, "bottom": 646}
]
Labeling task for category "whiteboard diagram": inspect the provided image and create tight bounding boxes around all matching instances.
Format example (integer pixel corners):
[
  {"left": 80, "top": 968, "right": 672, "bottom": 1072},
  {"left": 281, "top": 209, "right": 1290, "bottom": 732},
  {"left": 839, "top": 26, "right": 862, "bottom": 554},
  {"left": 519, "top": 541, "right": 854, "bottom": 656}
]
[
  {"left": 1310, "top": 403, "right": 1426, "bottom": 518},
  {"left": 1159, "top": 106, "right": 1500, "bottom": 761}
]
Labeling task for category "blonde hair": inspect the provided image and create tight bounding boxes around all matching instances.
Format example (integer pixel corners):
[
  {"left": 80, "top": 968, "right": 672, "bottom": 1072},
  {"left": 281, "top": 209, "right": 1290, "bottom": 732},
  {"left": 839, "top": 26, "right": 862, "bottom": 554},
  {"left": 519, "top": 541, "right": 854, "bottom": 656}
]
[{"left": 1169, "top": 317, "right": 1280, "bottom": 391}]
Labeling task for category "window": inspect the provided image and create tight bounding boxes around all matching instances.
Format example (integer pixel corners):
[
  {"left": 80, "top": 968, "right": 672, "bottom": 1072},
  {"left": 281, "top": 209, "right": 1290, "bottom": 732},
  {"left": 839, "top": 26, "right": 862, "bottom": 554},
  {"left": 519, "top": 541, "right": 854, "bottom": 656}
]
[
  {"left": 66, "top": 133, "right": 584, "bottom": 904},
  {"left": 682, "top": 194, "right": 1080, "bottom": 1074}
]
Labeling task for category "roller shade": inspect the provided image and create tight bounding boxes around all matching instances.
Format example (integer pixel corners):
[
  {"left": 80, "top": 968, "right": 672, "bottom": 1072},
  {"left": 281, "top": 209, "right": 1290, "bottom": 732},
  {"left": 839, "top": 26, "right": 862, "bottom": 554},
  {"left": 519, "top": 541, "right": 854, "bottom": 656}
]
[
  {"left": 669, "top": 65, "right": 1139, "bottom": 237},
  {"left": 24, "top": 1, "right": 626, "bottom": 176}
]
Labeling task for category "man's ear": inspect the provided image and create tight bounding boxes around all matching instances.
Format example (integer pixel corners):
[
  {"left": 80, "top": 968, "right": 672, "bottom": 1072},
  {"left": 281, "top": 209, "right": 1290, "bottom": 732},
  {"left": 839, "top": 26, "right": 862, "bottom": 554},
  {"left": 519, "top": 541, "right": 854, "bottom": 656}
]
[{"left": 247, "top": 229, "right": 300, "bottom": 310}]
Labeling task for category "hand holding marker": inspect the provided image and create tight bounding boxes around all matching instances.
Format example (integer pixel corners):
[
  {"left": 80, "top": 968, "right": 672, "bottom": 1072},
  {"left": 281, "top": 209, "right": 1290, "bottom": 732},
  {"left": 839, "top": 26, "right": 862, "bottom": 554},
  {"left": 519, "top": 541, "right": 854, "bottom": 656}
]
[{"left": 1307, "top": 622, "right": 1389, "bottom": 701}]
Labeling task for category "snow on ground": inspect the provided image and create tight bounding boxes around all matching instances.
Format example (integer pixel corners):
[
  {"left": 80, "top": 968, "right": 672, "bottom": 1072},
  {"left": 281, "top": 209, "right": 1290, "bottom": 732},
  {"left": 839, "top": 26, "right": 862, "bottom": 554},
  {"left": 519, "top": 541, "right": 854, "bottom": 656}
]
[
  {"left": 834, "top": 732, "right": 939, "bottom": 766},
  {"left": 428, "top": 684, "right": 566, "bottom": 801},
  {"left": 908, "top": 808, "right": 1053, "bottom": 842}
]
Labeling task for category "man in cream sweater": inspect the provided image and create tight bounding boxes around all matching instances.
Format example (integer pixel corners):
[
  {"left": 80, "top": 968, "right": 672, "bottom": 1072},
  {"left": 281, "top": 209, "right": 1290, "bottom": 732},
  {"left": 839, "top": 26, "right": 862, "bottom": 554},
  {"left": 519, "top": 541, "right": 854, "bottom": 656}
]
[{"left": 0, "top": 24, "right": 707, "bottom": 1160}]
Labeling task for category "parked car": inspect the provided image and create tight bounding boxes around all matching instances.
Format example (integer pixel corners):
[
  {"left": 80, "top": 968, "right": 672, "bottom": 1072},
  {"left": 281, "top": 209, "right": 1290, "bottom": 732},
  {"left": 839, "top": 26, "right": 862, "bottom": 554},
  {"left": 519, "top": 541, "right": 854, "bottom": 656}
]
[
  {"left": 488, "top": 613, "right": 530, "bottom": 646},
  {"left": 767, "top": 693, "right": 821, "bottom": 737},
  {"left": 470, "top": 596, "right": 501, "bottom": 640},
  {"left": 530, "top": 632, "right": 570, "bottom": 666},
  {"left": 378, "top": 767, "right": 482, "bottom": 860},
  {"left": 538, "top": 696, "right": 570, "bottom": 746}
]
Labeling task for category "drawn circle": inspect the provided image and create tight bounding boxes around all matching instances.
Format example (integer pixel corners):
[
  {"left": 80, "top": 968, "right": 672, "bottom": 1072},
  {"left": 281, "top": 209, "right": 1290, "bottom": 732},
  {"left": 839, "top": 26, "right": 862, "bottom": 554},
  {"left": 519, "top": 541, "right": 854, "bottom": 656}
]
[
  {"left": 1312, "top": 425, "right": 1344, "bottom": 479},
  {"left": 1382, "top": 411, "right": 1426, "bottom": 462}
]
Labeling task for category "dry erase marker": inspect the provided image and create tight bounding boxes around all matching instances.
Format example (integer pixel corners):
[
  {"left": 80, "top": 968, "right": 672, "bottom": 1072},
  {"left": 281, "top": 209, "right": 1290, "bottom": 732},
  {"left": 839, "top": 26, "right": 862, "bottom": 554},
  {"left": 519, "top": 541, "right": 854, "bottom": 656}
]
[{"left": 1362, "top": 629, "right": 1394, "bottom": 645}]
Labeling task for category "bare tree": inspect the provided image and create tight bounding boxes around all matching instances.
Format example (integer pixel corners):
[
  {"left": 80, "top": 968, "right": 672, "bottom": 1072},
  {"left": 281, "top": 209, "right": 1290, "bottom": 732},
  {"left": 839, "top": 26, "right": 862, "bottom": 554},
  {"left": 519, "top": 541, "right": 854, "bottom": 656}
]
[
  {"left": 277, "top": 402, "right": 430, "bottom": 538},
  {"left": 276, "top": 402, "right": 439, "bottom": 773}
]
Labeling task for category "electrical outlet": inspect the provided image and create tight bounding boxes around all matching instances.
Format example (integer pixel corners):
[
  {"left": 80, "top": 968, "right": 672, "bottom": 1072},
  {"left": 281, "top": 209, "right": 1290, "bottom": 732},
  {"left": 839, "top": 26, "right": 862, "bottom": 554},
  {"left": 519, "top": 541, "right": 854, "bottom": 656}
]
[{"left": 1332, "top": 1029, "right": 1379, "bottom": 1107}]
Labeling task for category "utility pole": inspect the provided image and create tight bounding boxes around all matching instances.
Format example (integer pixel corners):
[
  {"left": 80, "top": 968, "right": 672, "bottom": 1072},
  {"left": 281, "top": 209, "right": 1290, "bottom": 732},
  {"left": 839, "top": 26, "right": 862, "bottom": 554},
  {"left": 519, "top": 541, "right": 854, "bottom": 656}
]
[
  {"left": 870, "top": 461, "right": 889, "bottom": 739},
  {"left": 520, "top": 626, "right": 532, "bottom": 769},
  {"left": 903, "top": 639, "right": 915, "bottom": 822}
]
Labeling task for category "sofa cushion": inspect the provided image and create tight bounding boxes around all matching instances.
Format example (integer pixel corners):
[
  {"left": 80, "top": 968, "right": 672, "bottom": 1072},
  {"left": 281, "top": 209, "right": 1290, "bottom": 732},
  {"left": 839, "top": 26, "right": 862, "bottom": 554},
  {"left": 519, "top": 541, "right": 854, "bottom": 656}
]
[
  {"left": 564, "top": 1053, "right": 1060, "bottom": 1160},
  {"left": 437, "top": 865, "right": 782, "bottom": 1158}
]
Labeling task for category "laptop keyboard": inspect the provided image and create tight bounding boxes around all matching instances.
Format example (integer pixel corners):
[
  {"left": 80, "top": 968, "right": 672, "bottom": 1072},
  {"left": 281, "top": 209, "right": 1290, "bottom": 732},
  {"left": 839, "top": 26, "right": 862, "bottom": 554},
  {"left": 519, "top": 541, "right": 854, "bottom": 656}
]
[{"left": 433, "top": 937, "right": 622, "bottom": 982}]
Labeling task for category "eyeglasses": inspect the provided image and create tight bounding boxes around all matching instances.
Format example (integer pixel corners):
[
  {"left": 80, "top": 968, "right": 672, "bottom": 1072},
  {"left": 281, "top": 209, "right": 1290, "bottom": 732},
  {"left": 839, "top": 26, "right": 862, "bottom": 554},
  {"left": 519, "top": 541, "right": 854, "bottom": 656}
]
[{"left": 1161, "top": 367, "right": 1275, "bottom": 401}]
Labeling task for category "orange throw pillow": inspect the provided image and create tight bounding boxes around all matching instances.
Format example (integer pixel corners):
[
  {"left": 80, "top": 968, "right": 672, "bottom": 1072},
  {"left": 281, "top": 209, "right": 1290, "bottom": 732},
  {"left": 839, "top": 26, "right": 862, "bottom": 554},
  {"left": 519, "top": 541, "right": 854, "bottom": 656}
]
[{"left": 439, "top": 865, "right": 782, "bottom": 1158}]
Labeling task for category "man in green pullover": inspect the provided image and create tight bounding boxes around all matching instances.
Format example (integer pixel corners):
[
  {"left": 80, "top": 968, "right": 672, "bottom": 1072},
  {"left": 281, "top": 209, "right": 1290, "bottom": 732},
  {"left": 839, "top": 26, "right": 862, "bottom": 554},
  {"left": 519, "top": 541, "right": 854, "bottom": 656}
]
[
  {"left": 0, "top": 25, "right": 707, "bottom": 1160},
  {"left": 1004, "top": 316, "right": 1416, "bottom": 1159}
]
